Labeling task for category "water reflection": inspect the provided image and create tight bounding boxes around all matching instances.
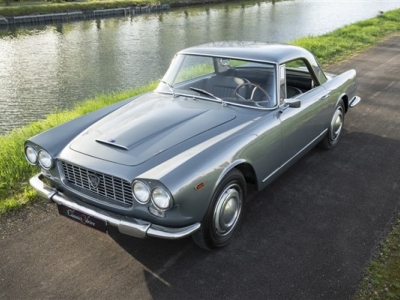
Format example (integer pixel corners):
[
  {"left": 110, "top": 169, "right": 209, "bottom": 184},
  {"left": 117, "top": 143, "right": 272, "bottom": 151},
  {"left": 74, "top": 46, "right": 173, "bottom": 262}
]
[{"left": 1, "top": 0, "right": 400, "bottom": 134}]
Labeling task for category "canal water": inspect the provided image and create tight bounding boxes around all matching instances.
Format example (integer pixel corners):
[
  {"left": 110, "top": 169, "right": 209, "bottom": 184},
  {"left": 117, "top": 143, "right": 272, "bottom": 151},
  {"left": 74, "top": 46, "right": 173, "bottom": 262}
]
[{"left": 1, "top": 0, "right": 400, "bottom": 134}]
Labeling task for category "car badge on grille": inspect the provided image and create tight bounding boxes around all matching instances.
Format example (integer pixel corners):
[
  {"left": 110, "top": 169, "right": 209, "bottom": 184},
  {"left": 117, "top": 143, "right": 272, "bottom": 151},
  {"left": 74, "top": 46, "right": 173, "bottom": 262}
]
[{"left": 88, "top": 174, "right": 100, "bottom": 189}]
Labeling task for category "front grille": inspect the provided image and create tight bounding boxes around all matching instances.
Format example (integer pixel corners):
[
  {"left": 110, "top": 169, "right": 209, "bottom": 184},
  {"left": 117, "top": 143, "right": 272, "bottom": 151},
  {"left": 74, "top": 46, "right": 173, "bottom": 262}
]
[{"left": 60, "top": 161, "right": 134, "bottom": 207}]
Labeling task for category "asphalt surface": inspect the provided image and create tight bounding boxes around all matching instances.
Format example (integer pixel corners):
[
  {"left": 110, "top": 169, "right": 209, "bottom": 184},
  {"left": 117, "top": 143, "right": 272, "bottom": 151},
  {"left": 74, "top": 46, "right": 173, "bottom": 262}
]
[{"left": 1, "top": 35, "right": 400, "bottom": 300}]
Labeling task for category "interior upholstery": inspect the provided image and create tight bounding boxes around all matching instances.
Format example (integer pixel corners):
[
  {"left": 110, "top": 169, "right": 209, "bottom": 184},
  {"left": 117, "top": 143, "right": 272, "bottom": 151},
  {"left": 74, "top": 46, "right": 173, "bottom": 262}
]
[
  {"left": 203, "top": 75, "right": 247, "bottom": 98},
  {"left": 287, "top": 86, "right": 303, "bottom": 98}
]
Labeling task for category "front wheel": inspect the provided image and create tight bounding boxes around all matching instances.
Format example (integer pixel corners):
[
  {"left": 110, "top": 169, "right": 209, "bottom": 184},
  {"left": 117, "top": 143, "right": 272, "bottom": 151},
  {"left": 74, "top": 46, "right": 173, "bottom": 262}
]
[
  {"left": 319, "top": 100, "right": 345, "bottom": 150},
  {"left": 192, "top": 169, "right": 246, "bottom": 250}
]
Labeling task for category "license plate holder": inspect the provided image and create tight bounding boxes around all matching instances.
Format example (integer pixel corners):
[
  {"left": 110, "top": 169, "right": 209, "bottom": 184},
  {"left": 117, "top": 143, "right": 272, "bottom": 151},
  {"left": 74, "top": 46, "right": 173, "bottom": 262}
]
[{"left": 57, "top": 204, "right": 107, "bottom": 233}]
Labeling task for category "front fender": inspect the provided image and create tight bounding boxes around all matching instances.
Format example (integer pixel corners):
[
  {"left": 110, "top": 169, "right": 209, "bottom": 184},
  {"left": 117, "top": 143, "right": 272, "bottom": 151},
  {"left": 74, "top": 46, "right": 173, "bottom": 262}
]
[
  {"left": 160, "top": 131, "right": 260, "bottom": 224},
  {"left": 215, "top": 159, "right": 247, "bottom": 188}
]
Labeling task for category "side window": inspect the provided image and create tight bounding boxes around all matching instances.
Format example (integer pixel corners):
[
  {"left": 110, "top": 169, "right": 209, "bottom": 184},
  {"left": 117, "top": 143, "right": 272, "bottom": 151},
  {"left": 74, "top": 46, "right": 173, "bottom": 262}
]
[
  {"left": 285, "top": 59, "right": 316, "bottom": 98},
  {"left": 279, "top": 64, "right": 286, "bottom": 104},
  {"left": 285, "top": 59, "right": 308, "bottom": 69}
]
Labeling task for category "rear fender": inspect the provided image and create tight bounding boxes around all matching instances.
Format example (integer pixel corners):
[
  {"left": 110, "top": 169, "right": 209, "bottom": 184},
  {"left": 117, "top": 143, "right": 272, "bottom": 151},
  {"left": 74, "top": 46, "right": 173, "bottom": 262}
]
[{"left": 323, "top": 69, "right": 357, "bottom": 106}]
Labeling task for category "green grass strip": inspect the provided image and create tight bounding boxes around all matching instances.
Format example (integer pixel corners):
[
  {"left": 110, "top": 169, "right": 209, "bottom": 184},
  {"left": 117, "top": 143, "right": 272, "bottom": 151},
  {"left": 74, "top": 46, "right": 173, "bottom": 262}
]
[
  {"left": 354, "top": 219, "right": 400, "bottom": 299},
  {"left": 292, "top": 9, "right": 400, "bottom": 67}
]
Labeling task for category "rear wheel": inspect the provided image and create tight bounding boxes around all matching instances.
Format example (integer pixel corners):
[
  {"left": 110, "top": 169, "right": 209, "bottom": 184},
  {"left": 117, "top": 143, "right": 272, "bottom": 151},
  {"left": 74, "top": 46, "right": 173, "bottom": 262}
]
[
  {"left": 192, "top": 169, "right": 246, "bottom": 250},
  {"left": 319, "top": 100, "right": 345, "bottom": 150}
]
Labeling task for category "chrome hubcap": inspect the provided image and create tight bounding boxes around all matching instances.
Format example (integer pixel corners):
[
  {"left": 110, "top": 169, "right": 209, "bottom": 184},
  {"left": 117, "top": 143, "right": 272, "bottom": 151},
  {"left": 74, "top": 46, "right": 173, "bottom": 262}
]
[
  {"left": 214, "top": 184, "right": 243, "bottom": 236},
  {"left": 330, "top": 107, "right": 343, "bottom": 141}
]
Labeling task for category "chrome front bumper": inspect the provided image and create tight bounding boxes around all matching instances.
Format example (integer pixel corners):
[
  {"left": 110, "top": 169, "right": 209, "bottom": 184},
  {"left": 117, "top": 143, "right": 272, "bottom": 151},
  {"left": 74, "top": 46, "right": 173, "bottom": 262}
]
[{"left": 29, "top": 173, "right": 201, "bottom": 240}]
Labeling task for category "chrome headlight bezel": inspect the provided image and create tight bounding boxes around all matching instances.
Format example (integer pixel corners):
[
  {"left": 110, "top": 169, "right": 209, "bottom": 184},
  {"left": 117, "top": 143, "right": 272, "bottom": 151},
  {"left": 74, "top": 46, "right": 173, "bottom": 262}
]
[
  {"left": 38, "top": 150, "right": 54, "bottom": 170},
  {"left": 25, "top": 146, "right": 38, "bottom": 165},
  {"left": 132, "top": 180, "right": 151, "bottom": 204},
  {"left": 151, "top": 186, "right": 173, "bottom": 211}
]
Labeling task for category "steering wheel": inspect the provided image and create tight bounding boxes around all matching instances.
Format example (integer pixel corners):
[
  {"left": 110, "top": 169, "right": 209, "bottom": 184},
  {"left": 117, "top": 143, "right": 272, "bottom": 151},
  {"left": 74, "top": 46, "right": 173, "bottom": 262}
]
[{"left": 233, "top": 82, "right": 271, "bottom": 102}]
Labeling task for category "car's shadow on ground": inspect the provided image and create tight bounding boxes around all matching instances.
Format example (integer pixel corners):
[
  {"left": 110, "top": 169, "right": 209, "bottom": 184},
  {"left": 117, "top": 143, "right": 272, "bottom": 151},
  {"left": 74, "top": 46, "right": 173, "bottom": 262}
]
[{"left": 107, "top": 130, "right": 400, "bottom": 300}]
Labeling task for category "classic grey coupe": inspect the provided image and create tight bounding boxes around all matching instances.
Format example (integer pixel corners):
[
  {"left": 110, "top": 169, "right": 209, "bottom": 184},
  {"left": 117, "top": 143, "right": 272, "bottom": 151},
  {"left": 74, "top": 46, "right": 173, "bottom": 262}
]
[{"left": 25, "top": 42, "right": 360, "bottom": 250}]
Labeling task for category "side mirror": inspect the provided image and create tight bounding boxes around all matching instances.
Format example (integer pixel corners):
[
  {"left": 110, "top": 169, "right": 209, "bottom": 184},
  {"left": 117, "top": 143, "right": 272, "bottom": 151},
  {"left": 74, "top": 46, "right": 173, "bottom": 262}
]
[
  {"left": 284, "top": 99, "right": 301, "bottom": 108},
  {"left": 279, "top": 99, "right": 301, "bottom": 113}
]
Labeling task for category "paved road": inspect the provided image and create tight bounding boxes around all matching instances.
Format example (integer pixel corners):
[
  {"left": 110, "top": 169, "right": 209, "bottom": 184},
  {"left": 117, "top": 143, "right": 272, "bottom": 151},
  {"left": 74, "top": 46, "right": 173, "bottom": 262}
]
[{"left": 1, "top": 35, "right": 400, "bottom": 300}]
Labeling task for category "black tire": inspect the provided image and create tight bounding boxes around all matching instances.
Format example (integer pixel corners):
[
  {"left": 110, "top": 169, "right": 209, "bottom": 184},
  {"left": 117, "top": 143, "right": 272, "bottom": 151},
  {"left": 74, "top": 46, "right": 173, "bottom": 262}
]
[
  {"left": 319, "top": 100, "right": 345, "bottom": 150},
  {"left": 192, "top": 169, "right": 246, "bottom": 250}
]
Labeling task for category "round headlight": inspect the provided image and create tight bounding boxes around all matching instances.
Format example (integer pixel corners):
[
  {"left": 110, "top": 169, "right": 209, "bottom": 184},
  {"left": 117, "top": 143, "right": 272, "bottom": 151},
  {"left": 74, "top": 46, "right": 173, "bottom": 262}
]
[
  {"left": 151, "top": 187, "right": 172, "bottom": 210},
  {"left": 38, "top": 150, "right": 54, "bottom": 170},
  {"left": 25, "top": 146, "right": 38, "bottom": 165},
  {"left": 132, "top": 180, "right": 150, "bottom": 204}
]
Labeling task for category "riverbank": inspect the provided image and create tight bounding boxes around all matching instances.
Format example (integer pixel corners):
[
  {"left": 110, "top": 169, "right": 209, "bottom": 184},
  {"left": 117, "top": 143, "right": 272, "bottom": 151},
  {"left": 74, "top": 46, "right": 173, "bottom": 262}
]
[
  {"left": 0, "top": 0, "right": 230, "bottom": 18},
  {"left": 0, "top": 8, "right": 400, "bottom": 299},
  {"left": 0, "top": 4, "right": 171, "bottom": 26}
]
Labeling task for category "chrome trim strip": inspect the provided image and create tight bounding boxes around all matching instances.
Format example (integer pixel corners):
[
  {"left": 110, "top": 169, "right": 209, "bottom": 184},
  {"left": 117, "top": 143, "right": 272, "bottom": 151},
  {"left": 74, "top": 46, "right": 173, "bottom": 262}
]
[
  {"left": 95, "top": 139, "right": 129, "bottom": 150},
  {"left": 29, "top": 173, "right": 201, "bottom": 240},
  {"left": 262, "top": 129, "right": 328, "bottom": 183},
  {"left": 179, "top": 51, "right": 277, "bottom": 65}
]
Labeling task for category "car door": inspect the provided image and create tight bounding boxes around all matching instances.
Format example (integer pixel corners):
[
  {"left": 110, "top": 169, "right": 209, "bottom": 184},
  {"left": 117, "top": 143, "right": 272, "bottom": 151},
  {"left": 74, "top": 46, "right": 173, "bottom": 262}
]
[{"left": 278, "top": 61, "right": 332, "bottom": 165}]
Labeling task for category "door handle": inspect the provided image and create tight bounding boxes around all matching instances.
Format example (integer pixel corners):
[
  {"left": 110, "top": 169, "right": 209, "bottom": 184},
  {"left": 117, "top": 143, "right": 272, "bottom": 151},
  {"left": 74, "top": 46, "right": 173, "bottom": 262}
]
[{"left": 321, "top": 93, "right": 330, "bottom": 100}]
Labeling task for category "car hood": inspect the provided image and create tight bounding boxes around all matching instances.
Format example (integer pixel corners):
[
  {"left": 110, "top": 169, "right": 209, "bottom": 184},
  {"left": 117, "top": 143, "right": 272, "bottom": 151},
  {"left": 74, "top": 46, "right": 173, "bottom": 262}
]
[{"left": 70, "top": 93, "right": 236, "bottom": 166}]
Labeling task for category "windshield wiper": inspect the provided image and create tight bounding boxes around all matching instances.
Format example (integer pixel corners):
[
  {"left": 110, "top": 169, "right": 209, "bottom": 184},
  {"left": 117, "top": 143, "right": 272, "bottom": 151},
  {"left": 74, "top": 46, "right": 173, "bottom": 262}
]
[{"left": 189, "top": 87, "right": 226, "bottom": 105}]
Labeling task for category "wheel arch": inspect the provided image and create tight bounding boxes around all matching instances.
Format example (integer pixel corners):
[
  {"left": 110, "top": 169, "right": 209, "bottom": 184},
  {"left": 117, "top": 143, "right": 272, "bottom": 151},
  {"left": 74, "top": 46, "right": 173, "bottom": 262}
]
[
  {"left": 234, "top": 162, "right": 257, "bottom": 186},
  {"left": 192, "top": 162, "right": 250, "bottom": 249},
  {"left": 215, "top": 160, "right": 258, "bottom": 192},
  {"left": 338, "top": 93, "right": 349, "bottom": 112}
]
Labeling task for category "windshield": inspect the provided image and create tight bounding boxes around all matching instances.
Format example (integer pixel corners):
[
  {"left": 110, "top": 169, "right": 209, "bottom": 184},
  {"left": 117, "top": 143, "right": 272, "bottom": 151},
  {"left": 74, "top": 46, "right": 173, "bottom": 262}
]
[{"left": 156, "top": 54, "right": 277, "bottom": 109}]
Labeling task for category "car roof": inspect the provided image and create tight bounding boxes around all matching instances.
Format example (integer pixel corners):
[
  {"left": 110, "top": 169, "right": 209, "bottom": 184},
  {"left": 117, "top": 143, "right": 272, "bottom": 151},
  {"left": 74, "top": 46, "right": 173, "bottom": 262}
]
[{"left": 178, "top": 41, "right": 318, "bottom": 65}]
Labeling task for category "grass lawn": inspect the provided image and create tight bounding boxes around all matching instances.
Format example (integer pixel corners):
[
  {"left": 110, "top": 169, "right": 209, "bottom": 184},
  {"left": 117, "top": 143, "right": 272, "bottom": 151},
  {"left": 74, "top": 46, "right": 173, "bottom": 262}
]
[{"left": 354, "top": 218, "right": 400, "bottom": 299}]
